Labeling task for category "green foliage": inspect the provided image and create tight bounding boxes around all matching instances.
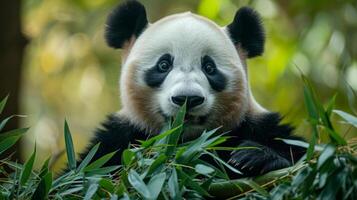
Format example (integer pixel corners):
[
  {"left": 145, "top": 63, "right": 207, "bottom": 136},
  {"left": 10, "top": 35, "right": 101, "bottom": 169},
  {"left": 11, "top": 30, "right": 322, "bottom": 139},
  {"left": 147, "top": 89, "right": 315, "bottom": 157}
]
[
  {"left": 0, "top": 94, "right": 8, "bottom": 115},
  {"left": 0, "top": 95, "right": 235, "bottom": 199},
  {"left": 1, "top": 77, "right": 357, "bottom": 200},
  {"left": 224, "top": 79, "right": 357, "bottom": 200},
  {"left": 64, "top": 120, "right": 76, "bottom": 170},
  {"left": 111, "top": 102, "right": 238, "bottom": 199},
  {"left": 257, "top": 143, "right": 357, "bottom": 200},
  {"left": 20, "top": 145, "right": 36, "bottom": 186}
]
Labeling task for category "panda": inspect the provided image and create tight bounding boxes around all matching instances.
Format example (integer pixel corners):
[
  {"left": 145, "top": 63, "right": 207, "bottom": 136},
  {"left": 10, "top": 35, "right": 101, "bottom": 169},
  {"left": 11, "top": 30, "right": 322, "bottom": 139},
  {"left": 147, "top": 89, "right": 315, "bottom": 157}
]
[{"left": 79, "top": 0, "right": 305, "bottom": 178}]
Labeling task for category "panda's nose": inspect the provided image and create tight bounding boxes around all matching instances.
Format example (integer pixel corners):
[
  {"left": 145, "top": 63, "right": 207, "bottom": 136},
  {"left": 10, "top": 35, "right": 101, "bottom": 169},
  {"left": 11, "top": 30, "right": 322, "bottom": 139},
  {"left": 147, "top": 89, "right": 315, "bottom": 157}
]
[{"left": 171, "top": 95, "right": 205, "bottom": 109}]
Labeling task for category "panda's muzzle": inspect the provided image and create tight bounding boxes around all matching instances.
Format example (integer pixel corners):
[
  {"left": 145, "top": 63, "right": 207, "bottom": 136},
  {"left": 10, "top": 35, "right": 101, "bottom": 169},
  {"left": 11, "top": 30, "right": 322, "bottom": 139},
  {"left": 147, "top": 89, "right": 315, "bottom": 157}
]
[{"left": 170, "top": 95, "right": 208, "bottom": 125}]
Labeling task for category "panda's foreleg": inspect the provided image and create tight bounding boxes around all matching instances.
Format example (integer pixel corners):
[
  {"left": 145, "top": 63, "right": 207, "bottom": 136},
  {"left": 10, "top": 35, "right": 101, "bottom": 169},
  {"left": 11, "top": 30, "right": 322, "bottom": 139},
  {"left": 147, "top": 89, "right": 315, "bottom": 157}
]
[
  {"left": 77, "top": 114, "right": 147, "bottom": 168},
  {"left": 228, "top": 137, "right": 305, "bottom": 177},
  {"left": 219, "top": 113, "right": 306, "bottom": 177},
  {"left": 228, "top": 141, "right": 288, "bottom": 177}
]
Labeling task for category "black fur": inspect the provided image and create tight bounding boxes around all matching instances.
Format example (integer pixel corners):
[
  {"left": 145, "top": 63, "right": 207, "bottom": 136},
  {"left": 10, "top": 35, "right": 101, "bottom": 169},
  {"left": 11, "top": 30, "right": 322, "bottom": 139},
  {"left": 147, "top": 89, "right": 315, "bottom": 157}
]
[
  {"left": 105, "top": 0, "right": 148, "bottom": 49},
  {"left": 201, "top": 55, "right": 226, "bottom": 92},
  {"left": 227, "top": 7, "right": 265, "bottom": 58},
  {"left": 144, "top": 54, "right": 174, "bottom": 88},
  {"left": 215, "top": 112, "right": 305, "bottom": 178},
  {"left": 79, "top": 115, "right": 149, "bottom": 167},
  {"left": 79, "top": 112, "right": 305, "bottom": 178}
]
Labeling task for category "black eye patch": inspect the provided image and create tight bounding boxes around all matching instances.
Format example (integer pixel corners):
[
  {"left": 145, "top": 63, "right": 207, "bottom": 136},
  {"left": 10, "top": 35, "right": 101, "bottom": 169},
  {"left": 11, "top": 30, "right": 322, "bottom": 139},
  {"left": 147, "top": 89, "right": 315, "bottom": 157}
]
[
  {"left": 144, "top": 54, "right": 173, "bottom": 88},
  {"left": 201, "top": 55, "right": 226, "bottom": 92}
]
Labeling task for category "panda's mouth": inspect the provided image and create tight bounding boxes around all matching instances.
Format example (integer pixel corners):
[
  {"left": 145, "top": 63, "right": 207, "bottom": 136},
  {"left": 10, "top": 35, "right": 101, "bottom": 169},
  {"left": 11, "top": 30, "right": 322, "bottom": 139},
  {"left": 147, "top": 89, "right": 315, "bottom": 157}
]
[
  {"left": 184, "top": 114, "right": 208, "bottom": 125},
  {"left": 159, "top": 110, "right": 208, "bottom": 125}
]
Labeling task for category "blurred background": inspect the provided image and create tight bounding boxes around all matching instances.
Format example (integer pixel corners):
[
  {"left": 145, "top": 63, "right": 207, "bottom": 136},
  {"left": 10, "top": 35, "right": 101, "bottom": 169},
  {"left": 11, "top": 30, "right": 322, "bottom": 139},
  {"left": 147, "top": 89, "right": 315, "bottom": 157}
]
[{"left": 1, "top": 0, "right": 356, "bottom": 171}]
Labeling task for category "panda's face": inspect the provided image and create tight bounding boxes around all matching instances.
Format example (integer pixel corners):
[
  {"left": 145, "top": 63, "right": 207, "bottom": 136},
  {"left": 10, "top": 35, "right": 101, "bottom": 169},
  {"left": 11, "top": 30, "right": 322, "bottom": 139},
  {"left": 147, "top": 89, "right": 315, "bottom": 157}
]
[
  {"left": 106, "top": 1, "right": 265, "bottom": 135},
  {"left": 121, "top": 13, "right": 248, "bottom": 134}
]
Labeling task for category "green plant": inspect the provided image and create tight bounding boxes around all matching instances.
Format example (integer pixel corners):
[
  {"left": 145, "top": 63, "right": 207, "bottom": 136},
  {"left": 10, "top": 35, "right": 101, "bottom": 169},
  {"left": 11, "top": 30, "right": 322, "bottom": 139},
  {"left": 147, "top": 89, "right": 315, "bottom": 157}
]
[
  {"left": 0, "top": 97, "right": 241, "bottom": 199},
  {"left": 218, "top": 77, "right": 357, "bottom": 200},
  {"left": 0, "top": 77, "right": 356, "bottom": 200}
]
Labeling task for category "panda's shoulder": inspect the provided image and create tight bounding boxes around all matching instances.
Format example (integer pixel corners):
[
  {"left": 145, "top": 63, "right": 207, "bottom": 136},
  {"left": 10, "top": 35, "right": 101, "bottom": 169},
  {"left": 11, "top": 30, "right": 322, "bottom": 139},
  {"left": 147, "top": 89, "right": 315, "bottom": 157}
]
[
  {"left": 76, "top": 114, "right": 148, "bottom": 167},
  {"left": 90, "top": 114, "right": 148, "bottom": 150},
  {"left": 232, "top": 112, "right": 296, "bottom": 140}
]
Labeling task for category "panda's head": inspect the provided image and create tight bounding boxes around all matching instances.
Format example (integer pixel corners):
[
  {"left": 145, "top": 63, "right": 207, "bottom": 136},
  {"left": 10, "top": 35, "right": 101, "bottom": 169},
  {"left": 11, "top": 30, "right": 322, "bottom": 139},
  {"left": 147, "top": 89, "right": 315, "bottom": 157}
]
[{"left": 107, "top": 1, "right": 266, "bottom": 136}]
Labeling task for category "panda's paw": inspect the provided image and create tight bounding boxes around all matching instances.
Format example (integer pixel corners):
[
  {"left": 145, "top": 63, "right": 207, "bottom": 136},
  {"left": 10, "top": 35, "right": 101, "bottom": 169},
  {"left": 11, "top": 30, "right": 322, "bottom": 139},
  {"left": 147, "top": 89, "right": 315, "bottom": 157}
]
[{"left": 228, "top": 141, "right": 291, "bottom": 177}]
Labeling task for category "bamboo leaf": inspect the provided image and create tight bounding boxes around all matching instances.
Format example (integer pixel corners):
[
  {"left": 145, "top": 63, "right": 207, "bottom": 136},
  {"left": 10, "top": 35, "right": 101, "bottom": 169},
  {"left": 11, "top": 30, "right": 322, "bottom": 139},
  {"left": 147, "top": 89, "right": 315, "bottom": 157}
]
[
  {"left": 59, "top": 186, "right": 84, "bottom": 196},
  {"left": 0, "top": 136, "right": 22, "bottom": 155},
  {"left": 77, "top": 143, "right": 100, "bottom": 172},
  {"left": 302, "top": 77, "right": 320, "bottom": 160},
  {"left": 85, "top": 166, "right": 120, "bottom": 176},
  {"left": 195, "top": 164, "right": 214, "bottom": 175},
  {"left": 128, "top": 169, "right": 152, "bottom": 199},
  {"left": 165, "top": 103, "right": 186, "bottom": 156},
  {"left": 141, "top": 125, "right": 181, "bottom": 148},
  {"left": 172, "top": 101, "right": 187, "bottom": 128},
  {"left": 317, "top": 145, "right": 335, "bottom": 169},
  {"left": 302, "top": 77, "right": 319, "bottom": 120},
  {"left": 177, "top": 128, "right": 220, "bottom": 163},
  {"left": 120, "top": 193, "right": 130, "bottom": 200},
  {"left": 269, "top": 184, "right": 290, "bottom": 199},
  {"left": 280, "top": 138, "right": 324, "bottom": 151},
  {"left": 84, "top": 151, "right": 117, "bottom": 172},
  {"left": 205, "top": 136, "right": 229, "bottom": 148},
  {"left": 334, "top": 110, "right": 357, "bottom": 128},
  {"left": 84, "top": 183, "right": 99, "bottom": 200},
  {"left": 20, "top": 145, "right": 36, "bottom": 186},
  {"left": 122, "top": 149, "right": 135, "bottom": 167},
  {"left": 209, "top": 164, "right": 303, "bottom": 198},
  {"left": 110, "top": 195, "right": 118, "bottom": 200},
  {"left": 99, "top": 178, "right": 115, "bottom": 193},
  {"left": 39, "top": 157, "right": 51, "bottom": 177},
  {"left": 302, "top": 78, "right": 346, "bottom": 145},
  {"left": 324, "top": 127, "right": 346, "bottom": 145},
  {"left": 179, "top": 170, "right": 211, "bottom": 197},
  {"left": 306, "top": 128, "right": 317, "bottom": 161},
  {"left": 204, "top": 151, "right": 242, "bottom": 174},
  {"left": 326, "top": 94, "right": 337, "bottom": 117},
  {"left": 345, "top": 81, "right": 357, "bottom": 114},
  {"left": 0, "top": 95, "right": 9, "bottom": 115},
  {"left": 64, "top": 120, "right": 76, "bottom": 170},
  {"left": 168, "top": 168, "right": 180, "bottom": 199},
  {"left": 147, "top": 173, "right": 166, "bottom": 199},
  {"left": 0, "top": 127, "right": 28, "bottom": 141},
  {"left": 115, "top": 182, "right": 128, "bottom": 197},
  {"left": 0, "top": 115, "right": 26, "bottom": 132},
  {"left": 31, "top": 172, "right": 52, "bottom": 200},
  {"left": 147, "top": 154, "right": 167, "bottom": 176}
]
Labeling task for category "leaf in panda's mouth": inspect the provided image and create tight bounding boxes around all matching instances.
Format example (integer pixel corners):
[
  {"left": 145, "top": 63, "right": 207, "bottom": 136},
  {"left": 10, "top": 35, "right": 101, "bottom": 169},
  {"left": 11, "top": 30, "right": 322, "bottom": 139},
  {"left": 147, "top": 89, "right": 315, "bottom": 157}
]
[{"left": 158, "top": 108, "right": 207, "bottom": 125}]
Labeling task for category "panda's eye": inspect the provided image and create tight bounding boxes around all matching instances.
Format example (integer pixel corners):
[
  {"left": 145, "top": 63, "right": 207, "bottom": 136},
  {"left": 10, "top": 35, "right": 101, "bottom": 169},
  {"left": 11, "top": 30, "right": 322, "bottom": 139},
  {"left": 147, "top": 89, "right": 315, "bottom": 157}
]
[
  {"left": 157, "top": 59, "right": 171, "bottom": 72},
  {"left": 203, "top": 62, "right": 216, "bottom": 75}
]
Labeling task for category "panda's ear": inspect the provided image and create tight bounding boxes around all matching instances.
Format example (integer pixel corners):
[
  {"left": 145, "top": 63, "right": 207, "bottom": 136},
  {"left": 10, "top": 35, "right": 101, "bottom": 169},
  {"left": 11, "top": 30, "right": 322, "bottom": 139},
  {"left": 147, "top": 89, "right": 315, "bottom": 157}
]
[
  {"left": 227, "top": 7, "right": 265, "bottom": 58},
  {"left": 105, "top": 0, "right": 148, "bottom": 49}
]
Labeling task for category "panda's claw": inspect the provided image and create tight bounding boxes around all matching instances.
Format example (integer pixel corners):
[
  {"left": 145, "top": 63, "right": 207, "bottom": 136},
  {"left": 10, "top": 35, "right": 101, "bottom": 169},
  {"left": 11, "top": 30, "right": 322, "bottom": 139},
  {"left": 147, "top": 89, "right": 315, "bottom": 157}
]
[{"left": 229, "top": 140, "right": 291, "bottom": 177}]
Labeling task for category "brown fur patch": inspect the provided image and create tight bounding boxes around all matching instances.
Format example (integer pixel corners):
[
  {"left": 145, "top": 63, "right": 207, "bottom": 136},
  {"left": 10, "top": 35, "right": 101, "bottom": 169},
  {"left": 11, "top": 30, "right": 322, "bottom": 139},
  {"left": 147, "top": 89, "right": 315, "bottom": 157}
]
[
  {"left": 209, "top": 75, "right": 248, "bottom": 131},
  {"left": 124, "top": 62, "right": 164, "bottom": 133},
  {"left": 121, "top": 36, "right": 137, "bottom": 64},
  {"left": 236, "top": 44, "right": 248, "bottom": 72}
]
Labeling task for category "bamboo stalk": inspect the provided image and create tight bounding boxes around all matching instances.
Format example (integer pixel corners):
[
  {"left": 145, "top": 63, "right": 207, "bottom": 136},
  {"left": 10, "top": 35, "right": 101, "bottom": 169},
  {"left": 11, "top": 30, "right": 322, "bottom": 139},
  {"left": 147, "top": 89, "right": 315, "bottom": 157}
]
[{"left": 208, "top": 162, "right": 306, "bottom": 198}]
